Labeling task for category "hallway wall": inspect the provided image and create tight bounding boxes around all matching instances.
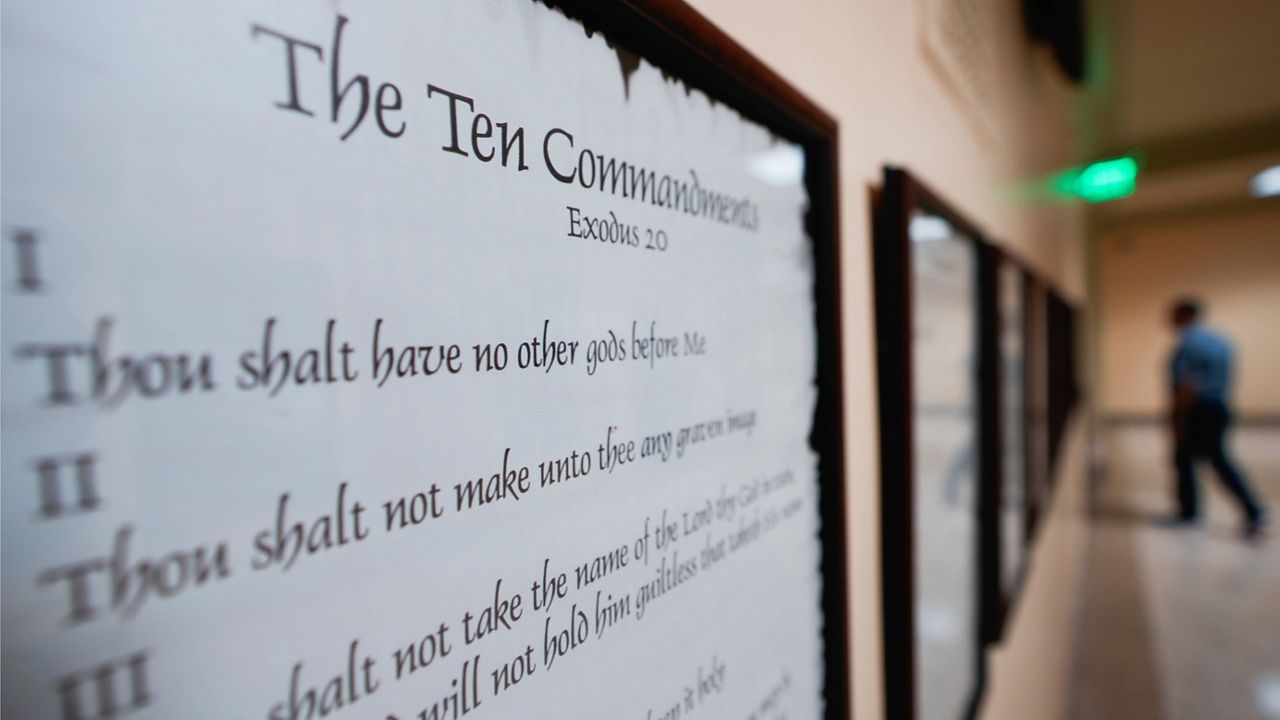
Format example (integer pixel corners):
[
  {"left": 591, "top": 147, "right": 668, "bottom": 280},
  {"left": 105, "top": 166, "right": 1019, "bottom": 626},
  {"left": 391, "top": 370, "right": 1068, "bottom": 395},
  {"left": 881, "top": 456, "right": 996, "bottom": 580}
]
[
  {"left": 1099, "top": 203, "right": 1280, "bottom": 419},
  {"left": 681, "top": 1, "right": 1090, "bottom": 717},
  {"left": 983, "top": 417, "right": 1091, "bottom": 720}
]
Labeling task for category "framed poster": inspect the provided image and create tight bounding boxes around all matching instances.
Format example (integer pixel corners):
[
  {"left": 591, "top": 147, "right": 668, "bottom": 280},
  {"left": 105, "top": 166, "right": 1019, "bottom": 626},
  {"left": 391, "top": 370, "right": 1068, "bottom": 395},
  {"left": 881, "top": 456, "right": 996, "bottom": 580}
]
[
  {"left": 1045, "top": 290, "right": 1080, "bottom": 476},
  {"left": 875, "top": 167, "right": 988, "bottom": 720},
  {"left": 1022, "top": 277, "right": 1051, "bottom": 540},
  {"left": 979, "top": 252, "right": 1030, "bottom": 644},
  {"left": 0, "top": 1, "right": 851, "bottom": 718}
]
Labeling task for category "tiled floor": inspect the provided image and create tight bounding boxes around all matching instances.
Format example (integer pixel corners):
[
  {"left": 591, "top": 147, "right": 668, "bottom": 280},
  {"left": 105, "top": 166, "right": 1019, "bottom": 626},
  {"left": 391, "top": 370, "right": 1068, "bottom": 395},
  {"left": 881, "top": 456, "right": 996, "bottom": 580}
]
[{"left": 1070, "top": 423, "right": 1280, "bottom": 720}]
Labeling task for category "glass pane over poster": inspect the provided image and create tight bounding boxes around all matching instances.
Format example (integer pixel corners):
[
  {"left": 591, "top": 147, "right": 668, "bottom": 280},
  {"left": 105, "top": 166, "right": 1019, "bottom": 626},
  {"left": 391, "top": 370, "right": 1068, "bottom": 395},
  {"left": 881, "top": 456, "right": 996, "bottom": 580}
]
[
  {"left": 0, "top": 2, "right": 843, "bottom": 717},
  {"left": 1025, "top": 280, "right": 1051, "bottom": 532},
  {"left": 998, "top": 259, "right": 1027, "bottom": 593},
  {"left": 909, "top": 210, "right": 978, "bottom": 720}
]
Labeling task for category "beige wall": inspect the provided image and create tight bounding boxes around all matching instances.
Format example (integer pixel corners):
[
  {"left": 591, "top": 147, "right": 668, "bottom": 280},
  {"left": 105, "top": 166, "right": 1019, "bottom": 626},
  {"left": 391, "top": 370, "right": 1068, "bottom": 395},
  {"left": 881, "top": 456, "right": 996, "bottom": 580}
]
[
  {"left": 1099, "top": 203, "right": 1280, "bottom": 418},
  {"left": 982, "top": 416, "right": 1090, "bottom": 720},
  {"left": 681, "top": 1, "right": 1090, "bottom": 718}
]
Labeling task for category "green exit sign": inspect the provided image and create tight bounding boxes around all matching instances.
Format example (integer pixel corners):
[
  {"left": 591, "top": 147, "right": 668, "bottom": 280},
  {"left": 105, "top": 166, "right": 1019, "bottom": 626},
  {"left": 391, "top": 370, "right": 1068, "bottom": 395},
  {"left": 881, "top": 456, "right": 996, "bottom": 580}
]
[{"left": 1053, "top": 156, "right": 1139, "bottom": 203}]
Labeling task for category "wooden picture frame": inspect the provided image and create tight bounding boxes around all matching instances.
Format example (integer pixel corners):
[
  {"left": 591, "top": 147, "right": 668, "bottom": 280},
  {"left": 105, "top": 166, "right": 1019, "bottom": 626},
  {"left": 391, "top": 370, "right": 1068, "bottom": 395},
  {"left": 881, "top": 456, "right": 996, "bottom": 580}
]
[
  {"left": 547, "top": 2, "right": 851, "bottom": 717},
  {"left": 979, "top": 251, "right": 1082, "bottom": 644},
  {"left": 1046, "top": 289, "right": 1082, "bottom": 476},
  {"left": 875, "top": 166, "right": 991, "bottom": 720},
  {"left": 979, "top": 250, "right": 1033, "bottom": 645},
  {"left": 1, "top": 2, "right": 848, "bottom": 715},
  {"left": 1021, "top": 274, "right": 1051, "bottom": 543}
]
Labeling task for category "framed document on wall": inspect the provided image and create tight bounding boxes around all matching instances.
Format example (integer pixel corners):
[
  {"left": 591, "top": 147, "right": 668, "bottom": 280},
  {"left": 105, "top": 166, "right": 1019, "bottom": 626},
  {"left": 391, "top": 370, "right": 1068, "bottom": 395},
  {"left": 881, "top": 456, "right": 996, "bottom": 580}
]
[
  {"left": 1024, "top": 279, "right": 1079, "bottom": 540},
  {"left": 1046, "top": 290, "right": 1081, "bottom": 477},
  {"left": 875, "top": 167, "right": 989, "bottom": 720},
  {"left": 1023, "top": 276, "right": 1052, "bottom": 540},
  {"left": 979, "top": 251, "right": 1031, "bottom": 644},
  {"left": 978, "top": 253, "right": 1078, "bottom": 646},
  {"left": 0, "top": 1, "right": 850, "bottom": 718}
]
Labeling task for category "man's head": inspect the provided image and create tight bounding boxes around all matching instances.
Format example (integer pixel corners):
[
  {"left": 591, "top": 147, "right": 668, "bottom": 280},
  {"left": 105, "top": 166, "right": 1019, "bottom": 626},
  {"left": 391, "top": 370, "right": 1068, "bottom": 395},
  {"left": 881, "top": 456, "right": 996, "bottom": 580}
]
[{"left": 1170, "top": 297, "right": 1202, "bottom": 329}]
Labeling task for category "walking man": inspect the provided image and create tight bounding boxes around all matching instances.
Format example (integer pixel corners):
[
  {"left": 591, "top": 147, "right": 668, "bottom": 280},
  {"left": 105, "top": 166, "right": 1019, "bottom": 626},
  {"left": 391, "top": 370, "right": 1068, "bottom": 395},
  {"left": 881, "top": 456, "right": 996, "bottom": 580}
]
[{"left": 1168, "top": 298, "right": 1268, "bottom": 539}]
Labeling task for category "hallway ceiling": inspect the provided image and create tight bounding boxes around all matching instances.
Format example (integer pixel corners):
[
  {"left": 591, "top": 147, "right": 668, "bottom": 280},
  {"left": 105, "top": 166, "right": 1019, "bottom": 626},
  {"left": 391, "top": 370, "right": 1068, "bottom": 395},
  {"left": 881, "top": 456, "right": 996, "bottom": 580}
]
[
  {"left": 1094, "top": 0, "right": 1280, "bottom": 151},
  {"left": 1089, "top": 0, "right": 1280, "bottom": 219}
]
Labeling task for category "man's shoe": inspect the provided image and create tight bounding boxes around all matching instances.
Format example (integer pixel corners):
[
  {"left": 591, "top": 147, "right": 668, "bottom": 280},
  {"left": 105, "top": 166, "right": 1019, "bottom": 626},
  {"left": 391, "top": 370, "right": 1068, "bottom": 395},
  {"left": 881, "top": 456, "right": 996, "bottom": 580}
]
[
  {"left": 1158, "top": 514, "right": 1199, "bottom": 528},
  {"left": 1244, "top": 516, "right": 1270, "bottom": 541}
]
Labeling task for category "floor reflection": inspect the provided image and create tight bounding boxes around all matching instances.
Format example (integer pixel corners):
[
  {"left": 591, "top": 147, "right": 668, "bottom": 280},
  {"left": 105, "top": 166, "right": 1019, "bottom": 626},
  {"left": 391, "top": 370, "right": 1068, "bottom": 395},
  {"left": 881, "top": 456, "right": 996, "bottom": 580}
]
[{"left": 1070, "top": 422, "right": 1280, "bottom": 720}]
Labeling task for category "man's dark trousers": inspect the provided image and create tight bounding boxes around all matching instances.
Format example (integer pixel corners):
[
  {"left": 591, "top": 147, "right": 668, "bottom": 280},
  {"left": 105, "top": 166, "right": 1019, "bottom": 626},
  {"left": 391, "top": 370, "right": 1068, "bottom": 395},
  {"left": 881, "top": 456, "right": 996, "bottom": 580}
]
[{"left": 1175, "top": 398, "right": 1264, "bottom": 522}]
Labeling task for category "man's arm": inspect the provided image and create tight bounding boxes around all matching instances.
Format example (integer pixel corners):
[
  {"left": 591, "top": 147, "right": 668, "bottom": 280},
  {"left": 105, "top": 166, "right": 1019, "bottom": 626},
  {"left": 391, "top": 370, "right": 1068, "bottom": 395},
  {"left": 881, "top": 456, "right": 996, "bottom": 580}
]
[
  {"left": 1169, "top": 344, "right": 1198, "bottom": 443},
  {"left": 1171, "top": 380, "right": 1196, "bottom": 443}
]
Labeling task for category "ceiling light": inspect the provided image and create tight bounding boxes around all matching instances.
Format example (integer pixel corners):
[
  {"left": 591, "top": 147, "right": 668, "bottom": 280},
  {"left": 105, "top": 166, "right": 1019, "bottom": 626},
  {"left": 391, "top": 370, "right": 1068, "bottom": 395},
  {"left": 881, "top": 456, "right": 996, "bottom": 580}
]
[{"left": 1248, "top": 165, "right": 1280, "bottom": 198}]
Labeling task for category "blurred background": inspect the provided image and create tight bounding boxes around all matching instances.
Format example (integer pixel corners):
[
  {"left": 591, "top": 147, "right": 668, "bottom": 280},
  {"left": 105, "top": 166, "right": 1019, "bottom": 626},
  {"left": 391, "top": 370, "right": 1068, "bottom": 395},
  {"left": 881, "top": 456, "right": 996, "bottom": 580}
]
[
  {"left": 688, "top": 0, "right": 1279, "bottom": 717},
  {"left": 1078, "top": 1, "right": 1279, "bottom": 718}
]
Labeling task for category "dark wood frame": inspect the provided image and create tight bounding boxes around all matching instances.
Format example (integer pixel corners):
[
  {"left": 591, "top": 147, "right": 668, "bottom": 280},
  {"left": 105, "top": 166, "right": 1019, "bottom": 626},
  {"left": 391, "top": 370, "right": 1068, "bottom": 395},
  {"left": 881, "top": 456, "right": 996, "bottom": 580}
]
[
  {"left": 979, "top": 251, "right": 1083, "bottom": 645},
  {"left": 979, "top": 250, "right": 1032, "bottom": 645},
  {"left": 1032, "top": 283, "right": 1081, "bottom": 518},
  {"left": 546, "top": 2, "right": 851, "bottom": 717},
  {"left": 875, "top": 166, "right": 991, "bottom": 720},
  {"left": 1018, "top": 272, "right": 1049, "bottom": 538},
  {"left": 1046, "top": 290, "right": 1082, "bottom": 474}
]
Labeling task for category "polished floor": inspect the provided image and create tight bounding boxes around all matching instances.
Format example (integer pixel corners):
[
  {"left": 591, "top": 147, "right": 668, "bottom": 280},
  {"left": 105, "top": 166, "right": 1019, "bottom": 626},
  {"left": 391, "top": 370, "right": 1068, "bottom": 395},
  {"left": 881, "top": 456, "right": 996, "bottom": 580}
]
[{"left": 1070, "top": 422, "right": 1280, "bottom": 720}]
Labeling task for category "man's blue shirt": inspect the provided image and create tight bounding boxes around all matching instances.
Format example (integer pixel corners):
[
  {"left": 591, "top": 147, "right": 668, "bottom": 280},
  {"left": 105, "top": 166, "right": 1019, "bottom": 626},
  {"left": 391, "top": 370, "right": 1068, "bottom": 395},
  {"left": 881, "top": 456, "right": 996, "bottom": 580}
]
[{"left": 1170, "top": 325, "right": 1234, "bottom": 402}]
